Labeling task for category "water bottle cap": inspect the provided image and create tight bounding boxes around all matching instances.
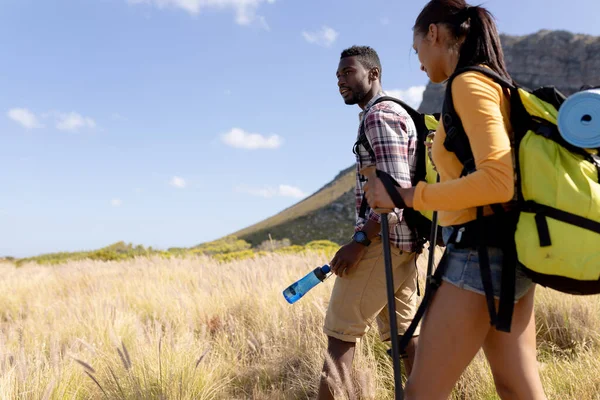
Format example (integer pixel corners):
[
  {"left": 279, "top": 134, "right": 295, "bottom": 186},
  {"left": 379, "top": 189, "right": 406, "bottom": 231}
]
[{"left": 321, "top": 265, "right": 331, "bottom": 274}]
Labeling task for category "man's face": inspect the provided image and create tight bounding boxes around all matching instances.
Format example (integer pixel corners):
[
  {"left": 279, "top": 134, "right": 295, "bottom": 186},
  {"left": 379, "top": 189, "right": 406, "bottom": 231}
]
[{"left": 336, "top": 56, "right": 372, "bottom": 105}]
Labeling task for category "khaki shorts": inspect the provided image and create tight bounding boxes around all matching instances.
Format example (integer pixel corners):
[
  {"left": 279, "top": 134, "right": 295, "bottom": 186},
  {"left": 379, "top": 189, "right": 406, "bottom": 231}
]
[{"left": 323, "top": 237, "right": 420, "bottom": 343}]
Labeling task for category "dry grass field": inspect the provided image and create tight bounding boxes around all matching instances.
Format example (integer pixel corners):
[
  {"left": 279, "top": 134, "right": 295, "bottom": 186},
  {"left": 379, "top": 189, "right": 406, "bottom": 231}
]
[{"left": 0, "top": 250, "right": 599, "bottom": 399}]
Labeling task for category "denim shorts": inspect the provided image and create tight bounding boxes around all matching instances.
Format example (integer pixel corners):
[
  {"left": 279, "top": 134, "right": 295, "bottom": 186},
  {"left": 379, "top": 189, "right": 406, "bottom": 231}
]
[{"left": 439, "top": 227, "right": 533, "bottom": 301}]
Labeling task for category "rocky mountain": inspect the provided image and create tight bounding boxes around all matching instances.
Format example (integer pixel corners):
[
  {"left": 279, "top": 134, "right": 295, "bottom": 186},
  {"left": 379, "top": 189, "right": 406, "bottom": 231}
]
[
  {"left": 419, "top": 30, "right": 600, "bottom": 113},
  {"left": 233, "top": 30, "right": 600, "bottom": 247}
]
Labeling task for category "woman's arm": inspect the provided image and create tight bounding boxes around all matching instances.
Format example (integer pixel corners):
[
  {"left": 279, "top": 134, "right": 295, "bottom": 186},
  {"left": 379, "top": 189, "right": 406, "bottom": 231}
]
[{"left": 412, "top": 72, "right": 514, "bottom": 212}]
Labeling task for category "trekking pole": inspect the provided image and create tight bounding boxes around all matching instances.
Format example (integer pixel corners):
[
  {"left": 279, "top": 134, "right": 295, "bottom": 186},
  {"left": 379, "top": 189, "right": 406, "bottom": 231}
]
[
  {"left": 426, "top": 175, "right": 441, "bottom": 281},
  {"left": 361, "top": 165, "right": 404, "bottom": 400}
]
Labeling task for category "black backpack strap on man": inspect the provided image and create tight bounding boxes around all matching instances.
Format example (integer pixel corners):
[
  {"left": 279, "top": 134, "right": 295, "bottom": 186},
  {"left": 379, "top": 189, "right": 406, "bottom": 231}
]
[
  {"left": 353, "top": 96, "right": 441, "bottom": 252},
  {"left": 354, "top": 96, "right": 417, "bottom": 218}
]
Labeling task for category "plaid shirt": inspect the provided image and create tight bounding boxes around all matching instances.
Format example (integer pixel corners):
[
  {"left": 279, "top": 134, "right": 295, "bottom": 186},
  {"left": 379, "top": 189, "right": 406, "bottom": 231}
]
[{"left": 354, "top": 92, "right": 418, "bottom": 252}]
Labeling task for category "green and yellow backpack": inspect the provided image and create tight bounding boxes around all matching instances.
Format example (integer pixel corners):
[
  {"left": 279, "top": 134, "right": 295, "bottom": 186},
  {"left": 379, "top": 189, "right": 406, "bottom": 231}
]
[{"left": 440, "top": 66, "right": 600, "bottom": 330}]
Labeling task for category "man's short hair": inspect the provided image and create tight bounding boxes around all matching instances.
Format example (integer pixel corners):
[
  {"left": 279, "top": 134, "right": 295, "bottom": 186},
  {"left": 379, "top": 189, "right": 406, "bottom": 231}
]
[{"left": 340, "top": 45, "right": 382, "bottom": 80}]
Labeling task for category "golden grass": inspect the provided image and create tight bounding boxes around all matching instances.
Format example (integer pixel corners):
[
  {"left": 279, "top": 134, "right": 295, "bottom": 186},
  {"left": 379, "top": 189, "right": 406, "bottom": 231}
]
[{"left": 1, "top": 251, "right": 599, "bottom": 399}]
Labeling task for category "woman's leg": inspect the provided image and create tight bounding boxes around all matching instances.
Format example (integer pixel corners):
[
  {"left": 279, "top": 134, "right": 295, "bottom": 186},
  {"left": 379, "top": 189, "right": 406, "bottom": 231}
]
[
  {"left": 404, "top": 282, "right": 494, "bottom": 400},
  {"left": 482, "top": 286, "right": 547, "bottom": 400}
]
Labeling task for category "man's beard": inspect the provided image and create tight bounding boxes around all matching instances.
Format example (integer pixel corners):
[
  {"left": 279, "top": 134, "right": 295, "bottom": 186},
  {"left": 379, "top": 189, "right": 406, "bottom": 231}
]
[{"left": 344, "top": 87, "right": 368, "bottom": 105}]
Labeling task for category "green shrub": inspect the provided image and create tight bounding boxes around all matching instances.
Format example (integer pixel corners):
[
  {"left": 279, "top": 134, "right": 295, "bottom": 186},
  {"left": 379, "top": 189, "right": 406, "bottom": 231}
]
[
  {"left": 212, "top": 250, "right": 256, "bottom": 263},
  {"left": 193, "top": 236, "right": 252, "bottom": 255},
  {"left": 305, "top": 240, "right": 340, "bottom": 252},
  {"left": 273, "top": 245, "right": 306, "bottom": 255}
]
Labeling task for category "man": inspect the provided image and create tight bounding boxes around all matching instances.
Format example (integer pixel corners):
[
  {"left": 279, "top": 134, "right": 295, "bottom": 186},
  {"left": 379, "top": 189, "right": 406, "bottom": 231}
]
[{"left": 318, "top": 45, "right": 420, "bottom": 399}]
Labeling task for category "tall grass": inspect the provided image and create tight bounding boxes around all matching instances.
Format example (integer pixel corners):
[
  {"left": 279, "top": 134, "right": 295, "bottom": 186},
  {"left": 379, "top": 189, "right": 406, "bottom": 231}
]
[{"left": 0, "top": 251, "right": 598, "bottom": 399}]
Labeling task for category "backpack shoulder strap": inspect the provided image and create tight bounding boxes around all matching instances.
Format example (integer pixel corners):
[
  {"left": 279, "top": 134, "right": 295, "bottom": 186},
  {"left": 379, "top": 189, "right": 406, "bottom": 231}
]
[
  {"left": 355, "top": 96, "right": 430, "bottom": 186},
  {"left": 372, "top": 96, "right": 428, "bottom": 135},
  {"left": 442, "top": 66, "right": 515, "bottom": 176},
  {"left": 356, "top": 96, "right": 423, "bottom": 218},
  {"left": 354, "top": 129, "right": 376, "bottom": 160},
  {"left": 359, "top": 95, "right": 427, "bottom": 139}
]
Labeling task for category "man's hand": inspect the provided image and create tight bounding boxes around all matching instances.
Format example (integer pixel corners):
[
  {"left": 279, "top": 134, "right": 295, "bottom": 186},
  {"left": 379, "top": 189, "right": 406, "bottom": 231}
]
[{"left": 330, "top": 241, "right": 367, "bottom": 277}]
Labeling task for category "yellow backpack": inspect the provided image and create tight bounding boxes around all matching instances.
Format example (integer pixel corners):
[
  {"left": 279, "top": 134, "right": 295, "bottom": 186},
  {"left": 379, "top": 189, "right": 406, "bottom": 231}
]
[{"left": 441, "top": 66, "right": 600, "bottom": 331}]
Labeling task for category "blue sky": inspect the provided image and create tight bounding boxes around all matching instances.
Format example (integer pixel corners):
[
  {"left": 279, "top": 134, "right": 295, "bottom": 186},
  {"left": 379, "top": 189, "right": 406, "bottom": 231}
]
[{"left": 2, "top": 0, "right": 599, "bottom": 257}]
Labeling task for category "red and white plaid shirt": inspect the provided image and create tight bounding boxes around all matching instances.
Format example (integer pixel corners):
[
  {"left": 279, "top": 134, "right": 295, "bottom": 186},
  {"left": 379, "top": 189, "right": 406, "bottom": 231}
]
[{"left": 354, "top": 92, "right": 418, "bottom": 252}]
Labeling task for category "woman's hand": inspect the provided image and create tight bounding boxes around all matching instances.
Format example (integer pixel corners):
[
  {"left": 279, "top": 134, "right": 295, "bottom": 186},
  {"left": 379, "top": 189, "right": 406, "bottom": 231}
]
[
  {"left": 364, "top": 179, "right": 416, "bottom": 209},
  {"left": 363, "top": 177, "right": 393, "bottom": 210}
]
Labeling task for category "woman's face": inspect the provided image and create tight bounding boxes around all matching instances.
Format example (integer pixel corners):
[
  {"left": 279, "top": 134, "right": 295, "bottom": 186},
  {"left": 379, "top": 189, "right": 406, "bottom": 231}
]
[{"left": 412, "top": 24, "right": 452, "bottom": 84}]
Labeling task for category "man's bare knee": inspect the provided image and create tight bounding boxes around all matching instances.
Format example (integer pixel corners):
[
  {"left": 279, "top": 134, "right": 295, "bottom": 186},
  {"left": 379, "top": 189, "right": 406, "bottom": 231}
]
[
  {"left": 327, "top": 336, "right": 355, "bottom": 359},
  {"left": 317, "top": 337, "right": 356, "bottom": 400}
]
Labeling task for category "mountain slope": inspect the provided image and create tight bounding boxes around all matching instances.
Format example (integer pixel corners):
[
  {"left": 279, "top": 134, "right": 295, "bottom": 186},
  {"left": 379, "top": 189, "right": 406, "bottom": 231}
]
[{"left": 232, "top": 166, "right": 356, "bottom": 246}]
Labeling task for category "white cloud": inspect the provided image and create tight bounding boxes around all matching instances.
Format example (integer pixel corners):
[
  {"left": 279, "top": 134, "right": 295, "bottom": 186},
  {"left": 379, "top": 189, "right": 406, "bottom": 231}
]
[
  {"left": 111, "top": 198, "right": 123, "bottom": 207},
  {"left": 170, "top": 176, "right": 187, "bottom": 188},
  {"left": 127, "top": 0, "right": 275, "bottom": 27},
  {"left": 221, "top": 128, "right": 282, "bottom": 150},
  {"left": 8, "top": 108, "right": 98, "bottom": 132},
  {"left": 7, "top": 108, "right": 43, "bottom": 129},
  {"left": 278, "top": 185, "right": 306, "bottom": 198},
  {"left": 386, "top": 86, "right": 427, "bottom": 109},
  {"left": 55, "top": 112, "right": 96, "bottom": 132},
  {"left": 236, "top": 184, "right": 306, "bottom": 199},
  {"left": 302, "top": 26, "right": 338, "bottom": 47}
]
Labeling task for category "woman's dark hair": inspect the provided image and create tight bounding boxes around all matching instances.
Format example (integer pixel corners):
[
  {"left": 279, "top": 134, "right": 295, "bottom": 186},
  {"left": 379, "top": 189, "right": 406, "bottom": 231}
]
[{"left": 413, "top": 0, "right": 512, "bottom": 82}]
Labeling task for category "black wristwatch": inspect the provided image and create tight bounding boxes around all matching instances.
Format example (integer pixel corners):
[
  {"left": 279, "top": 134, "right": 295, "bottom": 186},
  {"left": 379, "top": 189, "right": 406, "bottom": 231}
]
[{"left": 352, "top": 230, "right": 371, "bottom": 247}]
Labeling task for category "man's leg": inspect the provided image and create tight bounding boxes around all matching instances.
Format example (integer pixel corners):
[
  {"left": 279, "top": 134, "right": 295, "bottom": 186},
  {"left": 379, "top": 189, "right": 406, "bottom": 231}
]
[
  {"left": 317, "top": 337, "right": 355, "bottom": 400},
  {"left": 320, "top": 238, "right": 389, "bottom": 399}
]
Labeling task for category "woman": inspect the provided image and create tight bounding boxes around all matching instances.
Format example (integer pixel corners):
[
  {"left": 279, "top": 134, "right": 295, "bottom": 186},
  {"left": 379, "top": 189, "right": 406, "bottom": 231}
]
[{"left": 364, "top": 1, "right": 547, "bottom": 399}]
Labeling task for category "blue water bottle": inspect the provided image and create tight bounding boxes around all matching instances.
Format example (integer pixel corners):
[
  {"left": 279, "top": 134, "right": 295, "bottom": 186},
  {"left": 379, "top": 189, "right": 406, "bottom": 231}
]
[{"left": 283, "top": 265, "right": 332, "bottom": 304}]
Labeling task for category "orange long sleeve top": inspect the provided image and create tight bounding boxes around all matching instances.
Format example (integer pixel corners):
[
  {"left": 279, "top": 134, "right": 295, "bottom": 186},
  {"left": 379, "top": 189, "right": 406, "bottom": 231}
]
[{"left": 413, "top": 70, "right": 515, "bottom": 227}]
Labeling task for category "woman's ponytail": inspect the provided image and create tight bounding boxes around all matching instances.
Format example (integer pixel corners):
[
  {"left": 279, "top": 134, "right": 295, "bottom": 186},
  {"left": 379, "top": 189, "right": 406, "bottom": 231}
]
[{"left": 456, "top": 6, "right": 511, "bottom": 81}]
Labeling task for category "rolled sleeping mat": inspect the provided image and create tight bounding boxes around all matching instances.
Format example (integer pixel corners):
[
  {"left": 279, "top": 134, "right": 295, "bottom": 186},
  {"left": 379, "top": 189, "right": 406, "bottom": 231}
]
[{"left": 557, "top": 89, "right": 600, "bottom": 149}]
